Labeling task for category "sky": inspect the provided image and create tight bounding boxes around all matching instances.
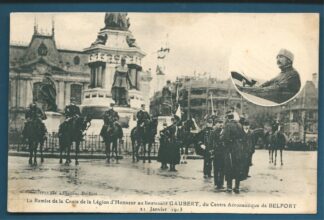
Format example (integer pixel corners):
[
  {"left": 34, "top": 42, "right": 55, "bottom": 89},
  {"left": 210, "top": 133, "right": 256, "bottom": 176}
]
[{"left": 10, "top": 13, "right": 319, "bottom": 87}]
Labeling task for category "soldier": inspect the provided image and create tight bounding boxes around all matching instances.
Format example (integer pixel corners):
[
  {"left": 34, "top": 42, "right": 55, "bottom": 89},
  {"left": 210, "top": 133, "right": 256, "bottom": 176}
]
[
  {"left": 64, "top": 102, "right": 82, "bottom": 140},
  {"left": 238, "top": 48, "right": 301, "bottom": 103},
  {"left": 167, "top": 115, "right": 181, "bottom": 172},
  {"left": 242, "top": 120, "right": 254, "bottom": 179},
  {"left": 24, "top": 102, "right": 47, "bottom": 140},
  {"left": 222, "top": 111, "right": 246, "bottom": 193},
  {"left": 136, "top": 104, "right": 151, "bottom": 129},
  {"left": 196, "top": 117, "right": 214, "bottom": 178},
  {"left": 213, "top": 118, "right": 225, "bottom": 190},
  {"left": 64, "top": 102, "right": 81, "bottom": 122},
  {"left": 25, "top": 102, "right": 47, "bottom": 122},
  {"left": 103, "top": 103, "right": 120, "bottom": 125},
  {"left": 157, "top": 122, "right": 169, "bottom": 170}
]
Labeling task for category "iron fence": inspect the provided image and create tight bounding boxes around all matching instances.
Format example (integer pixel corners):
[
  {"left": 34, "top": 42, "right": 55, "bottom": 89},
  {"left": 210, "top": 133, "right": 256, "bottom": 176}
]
[{"left": 8, "top": 130, "right": 160, "bottom": 157}]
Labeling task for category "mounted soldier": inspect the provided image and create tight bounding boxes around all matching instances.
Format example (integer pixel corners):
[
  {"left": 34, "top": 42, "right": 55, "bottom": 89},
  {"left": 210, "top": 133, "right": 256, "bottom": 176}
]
[
  {"left": 23, "top": 102, "right": 47, "bottom": 140},
  {"left": 63, "top": 102, "right": 82, "bottom": 140},
  {"left": 136, "top": 104, "right": 151, "bottom": 132},
  {"left": 103, "top": 103, "right": 120, "bottom": 125},
  {"left": 23, "top": 102, "right": 47, "bottom": 165}
]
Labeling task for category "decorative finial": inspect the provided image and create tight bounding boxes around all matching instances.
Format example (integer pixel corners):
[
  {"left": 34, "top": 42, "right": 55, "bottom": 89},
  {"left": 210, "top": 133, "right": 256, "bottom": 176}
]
[
  {"left": 34, "top": 16, "right": 38, "bottom": 34},
  {"left": 51, "top": 16, "right": 55, "bottom": 37}
]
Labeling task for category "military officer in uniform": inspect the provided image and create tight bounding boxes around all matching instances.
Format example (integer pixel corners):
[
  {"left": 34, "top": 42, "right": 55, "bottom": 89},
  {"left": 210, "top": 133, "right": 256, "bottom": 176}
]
[
  {"left": 242, "top": 120, "right": 254, "bottom": 179},
  {"left": 238, "top": 48, "right": 301, "bottom": 103},
  {"left": 222, "top": 111, "right": 246, "bottom": 193},
  {"left": 64, "top": 102, "right": 81, "bottom": 122},
  {"left": 64, "top": 102, "right": 82, "bottom": 140},
  {"left": 23, "top": 102, "right": 47, "bottom": 141},
  {"left": 213, "top": 118, "right": 225, "bottom": 190},
  {"left": 103, "top": 103, "right": 120, "bottom": 125},
  {"left": 167, "top": 115, "right": 181, "bottom": 172},
  {"left": 196, "top": 117, "right": 215, "bottom": 178},
  {"left": 136, "top": 104, "right": 151, "bottom": 129}
]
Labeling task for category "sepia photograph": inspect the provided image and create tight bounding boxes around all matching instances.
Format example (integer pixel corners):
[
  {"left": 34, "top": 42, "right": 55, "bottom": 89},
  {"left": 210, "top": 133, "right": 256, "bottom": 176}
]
[{"left": 7, "top": 12, "right": 319, "bottom": 213}]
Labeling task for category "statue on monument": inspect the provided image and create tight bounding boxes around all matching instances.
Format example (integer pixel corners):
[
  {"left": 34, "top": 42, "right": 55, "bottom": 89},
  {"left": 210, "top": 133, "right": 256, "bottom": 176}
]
[
  {"left": 91, "top": 33, "right": 108, "bottom": 47},
  {"left": 104, "top": 12, "right": 130, "bottom": 31},
  {"left": 160, "top": 80, "right": 173, "bottom": 116},
  {"left": 38, "top": 76, "right": 57, "bottom": 112},
  {"left": 111, "top": 57, "right": 135, "bottom": 106}
]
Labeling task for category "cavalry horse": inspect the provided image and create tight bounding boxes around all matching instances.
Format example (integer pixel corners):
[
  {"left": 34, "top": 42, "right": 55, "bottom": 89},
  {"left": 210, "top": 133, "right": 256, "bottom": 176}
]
[
  {"left": 268, "top": 129, "right": 286, "bottom": 166},
  {"left": 23, "top": 119, "right": 47, "bottom": 165},
  {"left": 131, "top": 118, "right": 158, "bottom": 163},
  {"left": 100, "top": 121, "right": 123, "bottom": 163},
  {"left": 179, "top": 118, "right": 200, "bottom": 164},
  {"left": 58, "top": 115, "right": 91, "bottom": 165}
]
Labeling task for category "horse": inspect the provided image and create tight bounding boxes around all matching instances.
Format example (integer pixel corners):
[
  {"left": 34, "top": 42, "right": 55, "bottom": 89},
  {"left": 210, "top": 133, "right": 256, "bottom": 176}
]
[
  {"left": 100, "top": 121, "right": 123, "bottom": 163},
  {"left": 131, "top": 118, "right": 158, "bottom": 163},
  {"left": 58, "top": 115, "right": 91, "bottom": 165},
  {"left": 22, "top": 119, "right": 47, "bottom": 165},
  {"left": 268, "top": 130, "right": 286, "bottom": 166},
  {"left": 178, "top": 118, "right": 200, "bottom": 164},
  {"left": 130, "top": 126, "right": 140, "bottom": 162}
]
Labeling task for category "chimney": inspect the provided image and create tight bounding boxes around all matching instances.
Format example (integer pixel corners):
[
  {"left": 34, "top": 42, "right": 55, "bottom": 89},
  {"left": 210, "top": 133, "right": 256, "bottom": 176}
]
[{"left": 312, "top": 73, "right": 318, "bottom": 88}]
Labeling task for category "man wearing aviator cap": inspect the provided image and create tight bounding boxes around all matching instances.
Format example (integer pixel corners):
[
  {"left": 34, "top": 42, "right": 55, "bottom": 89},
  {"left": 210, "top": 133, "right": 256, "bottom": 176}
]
[{"left": 238, "top": 48, "right": 301, "bottom": 103}]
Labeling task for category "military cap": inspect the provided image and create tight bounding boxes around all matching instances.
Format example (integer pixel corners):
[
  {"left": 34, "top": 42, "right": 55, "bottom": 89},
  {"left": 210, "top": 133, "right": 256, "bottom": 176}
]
[{"left": 277, "top": 48, "right": 294, "bottom": 62}]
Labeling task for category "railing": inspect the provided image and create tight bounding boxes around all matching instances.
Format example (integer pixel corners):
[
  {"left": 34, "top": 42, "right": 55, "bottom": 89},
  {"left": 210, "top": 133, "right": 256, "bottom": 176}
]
[{"left": 8, "top": 130, "right": 160, "bottom": 157}]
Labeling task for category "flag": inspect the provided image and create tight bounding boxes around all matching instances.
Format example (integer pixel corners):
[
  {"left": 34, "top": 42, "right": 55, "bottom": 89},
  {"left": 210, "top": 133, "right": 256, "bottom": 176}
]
[
  {"left": 210, "top": 93, "right": 214, "bottom": 114},
  {"left": 175, "top": 104, "right": 181, "bottom": 119},
  {"left": 176, "top": 84, "right": 179, "bottom": 103}
]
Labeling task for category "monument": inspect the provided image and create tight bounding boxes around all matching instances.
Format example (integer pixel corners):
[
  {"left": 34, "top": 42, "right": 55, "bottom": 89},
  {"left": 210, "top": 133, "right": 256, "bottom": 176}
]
[{"left": 81, "top": 13, "right": 151, "bottom": 135}]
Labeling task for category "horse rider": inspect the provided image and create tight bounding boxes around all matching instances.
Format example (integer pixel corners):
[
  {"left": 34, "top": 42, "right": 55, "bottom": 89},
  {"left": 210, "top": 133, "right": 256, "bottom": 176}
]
[
  {"left": 64, "top": 102, "right": 83, "bottom": 139},
  {"left": 64, "top": 102, "right": 81, "bottom": 122},
  {"left": 213, "top": 118, "right": 225, "bottom": 190},
  {"left": 195, "top": 117, "right": 215, "bottom": 178},
  {"left": 136, "top": 104, "right": 151, "bottom": 132},
  {"left": 24, "top": 102, "right": 47, "bottom": 140},
  {"left": 103, "top": 103, "right": 120, "bottom": 126},
  {"left": 222, "top": 111, "right": 245, "bottom": 193}
]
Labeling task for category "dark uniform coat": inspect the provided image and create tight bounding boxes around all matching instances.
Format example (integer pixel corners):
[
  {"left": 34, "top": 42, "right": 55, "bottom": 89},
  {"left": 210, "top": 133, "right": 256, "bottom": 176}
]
[
  {"left": 239, "top": 66, "right": 301, "bottom": 103},
  {"left": 222, "top": 119, "right": 246, "bottom": 181},
  {"left": 136, "top": 110, "right": 151, "bottom": 127},
  {"left": 64, "top": 105, "right": 81, "bottom": 118},
  {"left": 166, "top": 123, "right": 181, "bottom": 165},
  {"left": 25, "top": 106, "right": 47, "bottom": 121},
  {"left": 103, "top": 108, "right": 120, "bottom": 125},
  {"left": 213, "top": 127, "right": 225, "bottom": 187},
  {"left": 242, "top": 129, "right": 254, "bottom": 180},
  {"left": 157, "top": 127, "right": 170, "bottom": 164}
]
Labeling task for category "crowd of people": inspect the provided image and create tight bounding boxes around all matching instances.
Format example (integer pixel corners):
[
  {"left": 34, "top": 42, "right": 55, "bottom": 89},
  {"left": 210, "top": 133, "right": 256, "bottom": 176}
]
[
  {"left": 157, "top": 109, "right": 255, "bottom": 194},
  {"left": 23, "top": 101, "right": 255, "bottom": 193}
]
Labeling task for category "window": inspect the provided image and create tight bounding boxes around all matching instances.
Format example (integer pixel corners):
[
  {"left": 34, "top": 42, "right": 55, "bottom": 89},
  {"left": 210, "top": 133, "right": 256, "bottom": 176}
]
[
  {"left": 70, "top": 84, "right": 82, "bottom": 105},
  {"left": 73, "top": 56, "right": 80, "bottom": 65}
]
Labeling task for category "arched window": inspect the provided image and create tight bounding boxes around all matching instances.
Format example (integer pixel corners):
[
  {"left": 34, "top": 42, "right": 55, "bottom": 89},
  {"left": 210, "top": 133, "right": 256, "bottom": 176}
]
[
  {"left": 70, "top": 84, "right": 82, "bottom": 105},
  {"left": 33, "top": 82, "right": 42, "bottom": 103},
  {"left": 73, "top": 56, "right": 80, "bottom": 65}
]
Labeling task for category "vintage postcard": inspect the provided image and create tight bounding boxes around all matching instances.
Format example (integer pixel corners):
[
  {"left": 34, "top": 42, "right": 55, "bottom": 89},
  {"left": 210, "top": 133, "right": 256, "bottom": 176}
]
[{"left": 8, "top": 12, "right": 319, "bottom": 213}]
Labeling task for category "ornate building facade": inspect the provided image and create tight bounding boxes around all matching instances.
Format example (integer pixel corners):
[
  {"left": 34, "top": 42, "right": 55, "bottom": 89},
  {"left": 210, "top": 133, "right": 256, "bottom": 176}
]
[
  {"left": 9, "top": 13, "right": 152, "bottom": 133},
  {"left": 9, "top": 26, "right": 90, "bottom": 131}
]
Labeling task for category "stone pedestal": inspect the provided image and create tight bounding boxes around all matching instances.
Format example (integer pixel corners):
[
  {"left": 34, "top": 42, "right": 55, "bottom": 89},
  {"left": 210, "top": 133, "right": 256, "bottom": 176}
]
[{"left": 43, "top": 111, "right": 64, "bottom": 133}]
